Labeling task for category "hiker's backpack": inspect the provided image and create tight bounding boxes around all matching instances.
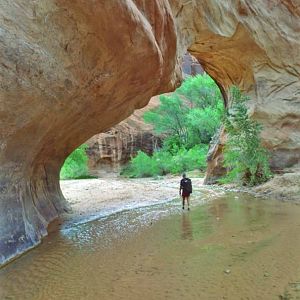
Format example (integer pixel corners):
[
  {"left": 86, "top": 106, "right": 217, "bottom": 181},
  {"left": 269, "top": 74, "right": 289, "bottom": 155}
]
[{"left": 182, "top": 178, "right": 192, "bottom": 193}]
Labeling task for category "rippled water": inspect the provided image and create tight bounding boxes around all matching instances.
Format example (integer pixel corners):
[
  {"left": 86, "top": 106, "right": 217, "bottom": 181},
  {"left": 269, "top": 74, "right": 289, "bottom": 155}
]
[{"left": 1, "top": 193, "right": 300, "bottom": 299}]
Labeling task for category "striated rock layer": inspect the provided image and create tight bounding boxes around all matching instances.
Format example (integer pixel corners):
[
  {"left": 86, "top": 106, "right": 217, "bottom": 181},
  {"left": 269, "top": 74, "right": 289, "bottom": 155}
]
[
  {"left": 0, "top": 1, "right": 300, "bottom": 265},
  {"left": 86, "top": 97, "right": 162, "bottom": 176}
]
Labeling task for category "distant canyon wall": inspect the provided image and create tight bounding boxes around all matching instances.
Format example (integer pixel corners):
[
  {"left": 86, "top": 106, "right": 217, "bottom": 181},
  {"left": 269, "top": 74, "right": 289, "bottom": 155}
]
[
  {"left": 0, "top": 0, "right": 299, "bottom": 265},
  {"left": 86, "top": 97, "right": 162, "bottom": 176}
]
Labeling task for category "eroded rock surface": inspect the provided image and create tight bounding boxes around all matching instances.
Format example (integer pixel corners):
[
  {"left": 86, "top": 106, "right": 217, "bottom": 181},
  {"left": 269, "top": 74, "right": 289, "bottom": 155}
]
[
  {"left": 204, "top": 127, "right": 227, "bottom": 185},
  {"left": 0, "top": 0, "right": 300, "bottom": 265},
  {"left": 86, "top": 97, "right": 162, "bottom": 176},
  {"left": 0, "top": 0, "right": 179, "bottom": 265}
]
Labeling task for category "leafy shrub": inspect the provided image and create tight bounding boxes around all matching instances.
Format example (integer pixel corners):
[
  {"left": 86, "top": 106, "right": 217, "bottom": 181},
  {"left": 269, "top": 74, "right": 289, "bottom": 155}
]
[
  {"left": 122, "top": 145, "right": 208, "bottom": 178},
  {"left": 221, "top": 87, "right": 272, "bottom": 186},
  {"left": 122, "top": 150, "right": 160, "bottom": 178},
  {"left": 60, "top": 144, "right": 91, "bottom": 179}
]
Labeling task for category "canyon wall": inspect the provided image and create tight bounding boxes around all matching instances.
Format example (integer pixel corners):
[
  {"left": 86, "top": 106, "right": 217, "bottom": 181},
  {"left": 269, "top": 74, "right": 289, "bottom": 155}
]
[
  {"left": 0, "top": 0, "right": 179, "bottom": 265},
  {"left": 0, "top": 0, "right": 299, "bottom": 265}
]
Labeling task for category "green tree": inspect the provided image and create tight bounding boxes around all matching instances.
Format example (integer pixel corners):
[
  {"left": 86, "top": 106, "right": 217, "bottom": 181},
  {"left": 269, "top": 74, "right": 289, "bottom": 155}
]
[
  {"left": 123, "top": 150, "right": 160, "bottom": 178},
  {"left": 176, "top": 74, "right": 221, "bottom": 109},
  {"left": 144, "top": 94, "right": 189, "bottom": 145},
  {"left": 185, "top": 101, "right": 224, "bottom": 145},
  {"left": 222, "top": 87, "right": 271, "bottom": 186},
  {"left": 144, "top": 74, "right": 224, "bottom": 149}
]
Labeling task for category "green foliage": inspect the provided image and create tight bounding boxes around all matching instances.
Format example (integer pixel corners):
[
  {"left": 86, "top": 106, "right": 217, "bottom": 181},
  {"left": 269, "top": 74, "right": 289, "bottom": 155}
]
[
  {"left": 122, "top": 150, "right": 160, "bottom": 178},
  {"left": 221, "top": 87, "right": 272, "bottom": 186},
  {"left": 176, "top": 73, "right": 222, "bottom": 109},
  {"left": 123, "top": 74, "right": 223, "bottom": 178},
  {"left": 185, "top": 101, "right": 224, "bottom": 145},
  {"left": 122, "top": 145, "right": 208, "bottom": 178},
  {"left": 60, "top": 144, "right": 91, "bottom": 180},
  {"left": 144, "top": 74, "right": 224, "bottom": 148}
]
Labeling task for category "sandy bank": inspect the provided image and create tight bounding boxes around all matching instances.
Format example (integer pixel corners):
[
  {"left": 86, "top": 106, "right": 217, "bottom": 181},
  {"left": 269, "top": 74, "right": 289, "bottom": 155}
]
[
  {"left": 214, "top": 172, "right": 300, "bottom": 203},
  {"left": 252, "top": 172, "right": 300, "bottom": 202},
  {"left": 60, "top": 176, "right": 205, "bottom": 221}
]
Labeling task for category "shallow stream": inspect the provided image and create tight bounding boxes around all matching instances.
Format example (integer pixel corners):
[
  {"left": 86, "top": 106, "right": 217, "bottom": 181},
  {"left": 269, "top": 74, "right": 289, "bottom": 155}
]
[{"left": 1, "top": 193, "right": 300, "bottom": 299}]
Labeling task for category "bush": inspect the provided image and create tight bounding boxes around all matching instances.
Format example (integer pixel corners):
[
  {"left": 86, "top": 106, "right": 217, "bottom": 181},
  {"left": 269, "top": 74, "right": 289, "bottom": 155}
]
[
  {"left": 122, "top": 145, "right": 208, "bottom": 178},
  {"left": 122, "top": 151, "right": 160, "bottom": 178},
  {"left": 221, "top": 87, "right": 272, "bottom": 186},
  {"left": 60, "top": 144, "right": 90, "bottom": 179}
]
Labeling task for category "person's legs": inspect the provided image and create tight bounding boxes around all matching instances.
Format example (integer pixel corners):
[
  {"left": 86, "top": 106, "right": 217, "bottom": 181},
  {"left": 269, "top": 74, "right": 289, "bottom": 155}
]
[
  {"left": 187, "top": 196, "right": 190, "bottom": 210},
  {"left": 182, "top": 196, "right": 185, "bottom": 209}
]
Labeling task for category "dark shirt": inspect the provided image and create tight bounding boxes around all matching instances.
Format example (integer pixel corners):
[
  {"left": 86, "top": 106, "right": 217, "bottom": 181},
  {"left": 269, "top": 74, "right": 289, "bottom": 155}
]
[{"left": 180, "top": 178, "right": 192, "bottom": 193}]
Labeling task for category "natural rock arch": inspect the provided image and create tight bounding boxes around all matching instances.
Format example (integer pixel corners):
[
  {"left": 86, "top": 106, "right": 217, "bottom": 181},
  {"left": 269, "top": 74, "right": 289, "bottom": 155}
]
[{"left": 0, "top": 1, "right": 299, "bottom": 266}]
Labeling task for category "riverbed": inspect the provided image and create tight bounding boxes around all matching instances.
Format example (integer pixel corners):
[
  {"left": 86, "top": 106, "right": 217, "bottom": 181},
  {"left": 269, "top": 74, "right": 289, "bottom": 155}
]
[{"left": 1, "top": 180, "right": 300, "bottom": 299}]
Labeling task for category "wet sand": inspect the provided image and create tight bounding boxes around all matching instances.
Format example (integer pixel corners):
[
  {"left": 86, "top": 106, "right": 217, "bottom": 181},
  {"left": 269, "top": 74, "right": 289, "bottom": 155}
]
[
  {"left": 1, "top": 187, "right": 300, "bottom": 299},
  {"left": 60, "top": 177, "right": 205, "bottom": 224}
]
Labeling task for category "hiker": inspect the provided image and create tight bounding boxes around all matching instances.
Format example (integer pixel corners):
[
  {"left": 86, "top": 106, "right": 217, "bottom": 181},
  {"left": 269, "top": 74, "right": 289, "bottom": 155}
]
[{"left": 179, "top": 173, "right": 192, "bottom": 210}]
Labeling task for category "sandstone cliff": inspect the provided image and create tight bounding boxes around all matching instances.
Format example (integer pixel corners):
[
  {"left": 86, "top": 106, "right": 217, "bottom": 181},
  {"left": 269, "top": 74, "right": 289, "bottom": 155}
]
[{"left": 0, "top": 1, "right": 299, "bottom": 265}]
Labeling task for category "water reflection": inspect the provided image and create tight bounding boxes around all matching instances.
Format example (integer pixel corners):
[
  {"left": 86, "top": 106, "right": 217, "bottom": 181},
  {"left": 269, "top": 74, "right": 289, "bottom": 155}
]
[
  {"left": 244, "top": 201, "right": 267, "bottom": 225},
  {"left": 181, "top": 212, "right": 193, "bottom": 240},
  {"left": 1, "top": 195, "right": 300, "bottom": 300},
  {"left": 208, "top": 200, "right": 228, "bottom": 220}
]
